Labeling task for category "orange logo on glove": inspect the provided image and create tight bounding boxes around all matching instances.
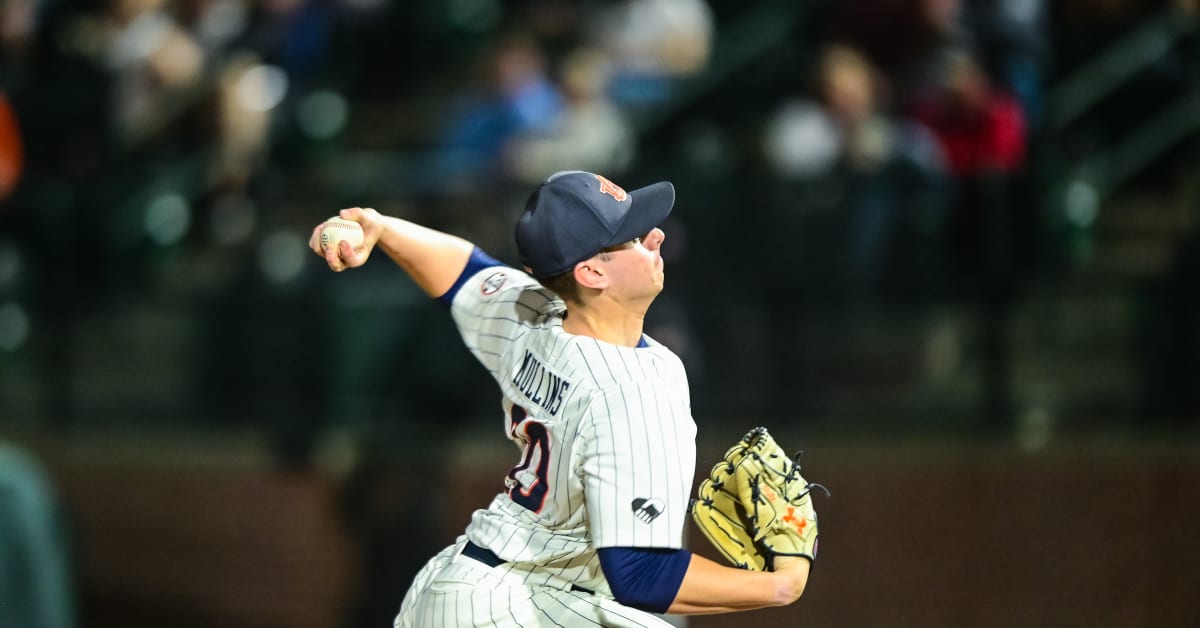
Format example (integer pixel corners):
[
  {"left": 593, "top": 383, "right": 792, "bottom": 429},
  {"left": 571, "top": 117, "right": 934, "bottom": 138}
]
[{"left": 782, "top": 506, "right": 807, "bottom": 534}]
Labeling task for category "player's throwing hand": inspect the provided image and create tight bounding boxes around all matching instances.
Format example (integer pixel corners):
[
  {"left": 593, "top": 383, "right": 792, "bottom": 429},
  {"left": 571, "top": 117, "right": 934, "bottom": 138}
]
[{"left": 308, "top": 207, "right": 380, "bottom": 272}]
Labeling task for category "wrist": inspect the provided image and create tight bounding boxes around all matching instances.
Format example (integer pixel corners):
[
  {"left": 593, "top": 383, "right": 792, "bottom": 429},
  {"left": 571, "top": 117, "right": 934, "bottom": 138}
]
[
  {"left": 772, "top": 571, "right": 803, "bottom": 606},
  {"left": 771, "top": 558, "right": 810, "bottom": 606},
  {"left": 772, "top": 564, "right": 811, "bottom": 605}
]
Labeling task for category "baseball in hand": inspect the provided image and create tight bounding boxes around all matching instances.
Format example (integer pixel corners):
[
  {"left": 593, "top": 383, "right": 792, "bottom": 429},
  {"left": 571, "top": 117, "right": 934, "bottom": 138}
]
[{"left": 319, "top": 217, "right": 364, "bottom": 253}]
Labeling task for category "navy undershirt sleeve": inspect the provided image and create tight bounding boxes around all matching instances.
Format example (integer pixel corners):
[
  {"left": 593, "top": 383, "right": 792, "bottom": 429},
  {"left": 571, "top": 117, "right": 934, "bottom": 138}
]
[
  {"left": 436, "top": 247, "right": 506, "bottom": 305},
  {"left": 597, "top": 547, "right": 692, "bottom": 613}
]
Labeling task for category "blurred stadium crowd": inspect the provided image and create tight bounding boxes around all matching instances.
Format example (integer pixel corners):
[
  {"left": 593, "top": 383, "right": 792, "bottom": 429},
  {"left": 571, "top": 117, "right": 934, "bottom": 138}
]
[
  {"left": 1, "top": 1, "right": 1199, "bottom": 627},
  {"left": 1, "top": 0, "right": 1197, "bottom": 441}
]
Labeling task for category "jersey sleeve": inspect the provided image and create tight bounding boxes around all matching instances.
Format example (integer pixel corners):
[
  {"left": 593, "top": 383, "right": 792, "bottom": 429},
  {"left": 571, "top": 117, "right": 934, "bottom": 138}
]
[
  {"left": 597, "top": 547, "right": 691, "bottom": 613},
  {"left": 445, "top": 250, "right": 564, "bottom": 381},
  {"left": 436, "top": 247, "right": 506, "bottom": 306},
  {"left": 579, "top": 383, "right": 695, "bottom": 550}
]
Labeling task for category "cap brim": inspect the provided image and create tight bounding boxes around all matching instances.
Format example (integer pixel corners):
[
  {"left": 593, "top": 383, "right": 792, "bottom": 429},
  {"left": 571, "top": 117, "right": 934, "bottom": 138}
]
[{"left": 607, "top": 181, "right": 675, "bottom": 247}]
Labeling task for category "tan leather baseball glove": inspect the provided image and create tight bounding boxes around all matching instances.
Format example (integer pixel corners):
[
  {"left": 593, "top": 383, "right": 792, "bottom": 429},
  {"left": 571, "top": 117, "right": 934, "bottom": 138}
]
[{"left": 691, "top": 427, "right": 828, "bottom": 570}]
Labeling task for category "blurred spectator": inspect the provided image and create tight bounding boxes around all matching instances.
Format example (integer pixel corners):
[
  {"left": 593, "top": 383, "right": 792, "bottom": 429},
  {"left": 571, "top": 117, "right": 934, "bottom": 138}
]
[
  {"left": 234, "top": 0, "right": 333, "bottom": 81},
  {"left": 0, "top": 442, "right": 77, "bottom": 628},
  {"left": 178, "top": 0, "right": 249, "bottom": 53},
  {"left": 0, "top": 92, "right": 21, "bottom": 202},
  {"left": 585, "top": 0, "right": 713, "bottom": 107},
  {"left": 763, "top": 44, "right": 948, "bottom": 300},
  {"left": 960, "top": 0, "right": 1048, "bottom": 131},
  {"left": 1, "top": 0, "right": 41, "bottom": 82},
  {"left": 907, "top": 47, "right": 1027, "bottom": 292},
  {"left": 69, "top": 0, "right": 318, "bottom": 194},
  {"left": 908, "top": 48, "right": 1026, "bottom": 177},
  {"left": 209, "top": 53, "right": 279, "bottom": 191},
  {"left": 829, "top": 0, "right": 1048, "bottom": 131},
  {"left": 437, "top": 32, "right": 564, "bottom": 186},
  {"left": 824, "top": 0, "right": 971, "bottom": 107},
  {"left": 100, "top": 0, "right": 209, "bottom": 146},
  {"left": 907, "top": 47, "right": 1029, "bottom": 427},
  {"left": 506, "top": 46, "right": 636, "bottom": 184}
]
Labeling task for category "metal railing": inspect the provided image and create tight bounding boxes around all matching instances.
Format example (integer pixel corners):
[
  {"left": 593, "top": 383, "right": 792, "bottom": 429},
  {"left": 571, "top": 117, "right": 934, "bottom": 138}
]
[{"left": 1047, "top": 5, "right": 1199, "bottom": 203}]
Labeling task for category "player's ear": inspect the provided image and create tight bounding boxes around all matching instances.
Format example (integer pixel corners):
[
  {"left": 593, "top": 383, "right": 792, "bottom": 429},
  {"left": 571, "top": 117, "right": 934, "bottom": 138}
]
[{"left": 574, "top": 259, "right": 608, "bottom": 290}]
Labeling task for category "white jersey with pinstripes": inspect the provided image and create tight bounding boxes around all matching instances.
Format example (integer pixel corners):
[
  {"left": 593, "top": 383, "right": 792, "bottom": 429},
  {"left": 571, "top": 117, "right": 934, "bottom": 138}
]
[{"left": 450, "top": 263, "right": 696, "bottom": 597}]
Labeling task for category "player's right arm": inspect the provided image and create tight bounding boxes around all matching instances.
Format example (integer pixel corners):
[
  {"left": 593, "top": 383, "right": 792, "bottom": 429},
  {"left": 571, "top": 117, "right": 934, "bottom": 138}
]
[{"left": 309, "top": 207, "right": 473, "bottom": 298}]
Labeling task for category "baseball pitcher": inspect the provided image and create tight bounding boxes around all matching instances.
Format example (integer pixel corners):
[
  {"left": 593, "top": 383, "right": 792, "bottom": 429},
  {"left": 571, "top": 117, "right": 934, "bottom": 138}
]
[{"left": 311, "top": 171, "right": 820, "bottom": 627}]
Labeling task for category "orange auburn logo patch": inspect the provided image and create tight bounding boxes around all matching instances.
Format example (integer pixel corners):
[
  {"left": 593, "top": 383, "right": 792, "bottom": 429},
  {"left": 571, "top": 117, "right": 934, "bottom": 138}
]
[{"left": 595, "top": 174, "right": 628, "bottom": 202}]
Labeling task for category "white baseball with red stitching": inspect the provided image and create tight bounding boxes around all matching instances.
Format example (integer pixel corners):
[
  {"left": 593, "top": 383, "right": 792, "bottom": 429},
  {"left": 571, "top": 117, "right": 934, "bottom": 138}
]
[{"left": 319, "top": 217, "right": 364, "bottom": 252}]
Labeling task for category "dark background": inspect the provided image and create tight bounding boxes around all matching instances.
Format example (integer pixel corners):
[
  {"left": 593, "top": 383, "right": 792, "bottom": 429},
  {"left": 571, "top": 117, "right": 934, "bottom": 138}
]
[{"left": 2, "top": 0, "right": 1198, "bottom": 626}]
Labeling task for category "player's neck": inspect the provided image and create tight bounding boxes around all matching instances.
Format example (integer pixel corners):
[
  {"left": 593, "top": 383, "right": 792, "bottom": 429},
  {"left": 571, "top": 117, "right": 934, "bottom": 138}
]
[{"left": 561, "top": 302, "right": 646, "bottom": 348}]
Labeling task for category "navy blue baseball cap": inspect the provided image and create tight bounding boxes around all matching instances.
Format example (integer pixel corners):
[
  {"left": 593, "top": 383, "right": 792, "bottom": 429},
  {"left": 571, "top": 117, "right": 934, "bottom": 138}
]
[{"left": 515, "top": 171, "right": 675, "bottom": 279}]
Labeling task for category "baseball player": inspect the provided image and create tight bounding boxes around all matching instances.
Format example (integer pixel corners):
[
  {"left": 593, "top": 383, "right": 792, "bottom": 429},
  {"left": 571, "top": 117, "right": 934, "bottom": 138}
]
[{"left": 311, "top": 171, "right": 812, "bottom": 626}]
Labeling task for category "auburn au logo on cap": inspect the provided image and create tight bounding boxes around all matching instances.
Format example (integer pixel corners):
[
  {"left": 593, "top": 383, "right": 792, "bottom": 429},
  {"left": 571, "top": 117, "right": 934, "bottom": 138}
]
[{"left": 595, "top": 174, "right": 628, "bottom": 202}]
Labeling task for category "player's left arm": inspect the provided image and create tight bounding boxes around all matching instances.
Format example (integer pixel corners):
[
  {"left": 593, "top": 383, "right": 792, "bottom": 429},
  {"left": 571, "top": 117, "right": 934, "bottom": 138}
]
[
  {"left": 309, "top": 207, "right": 473, "bottom": 297},
  {"left": 667, "top": 553, "right": 810, "bottom": 614},
  {"left": 596, "top": 546, "right": 809, "bottom": 615},
  {"left": 581, "top": 396, "right": 808, "bottom": 615}
]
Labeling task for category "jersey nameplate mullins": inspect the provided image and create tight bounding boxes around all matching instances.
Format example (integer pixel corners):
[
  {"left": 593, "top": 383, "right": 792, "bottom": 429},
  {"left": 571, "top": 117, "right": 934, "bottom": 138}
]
[{"left": 512, "top": 350, "right": 573, "bottom": 416}]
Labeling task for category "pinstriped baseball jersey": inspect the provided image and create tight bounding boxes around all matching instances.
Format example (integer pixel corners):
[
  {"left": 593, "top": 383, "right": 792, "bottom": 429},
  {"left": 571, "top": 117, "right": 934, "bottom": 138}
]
[{"left": 449, "top": 262, "right": 697, "bottom": 597}]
